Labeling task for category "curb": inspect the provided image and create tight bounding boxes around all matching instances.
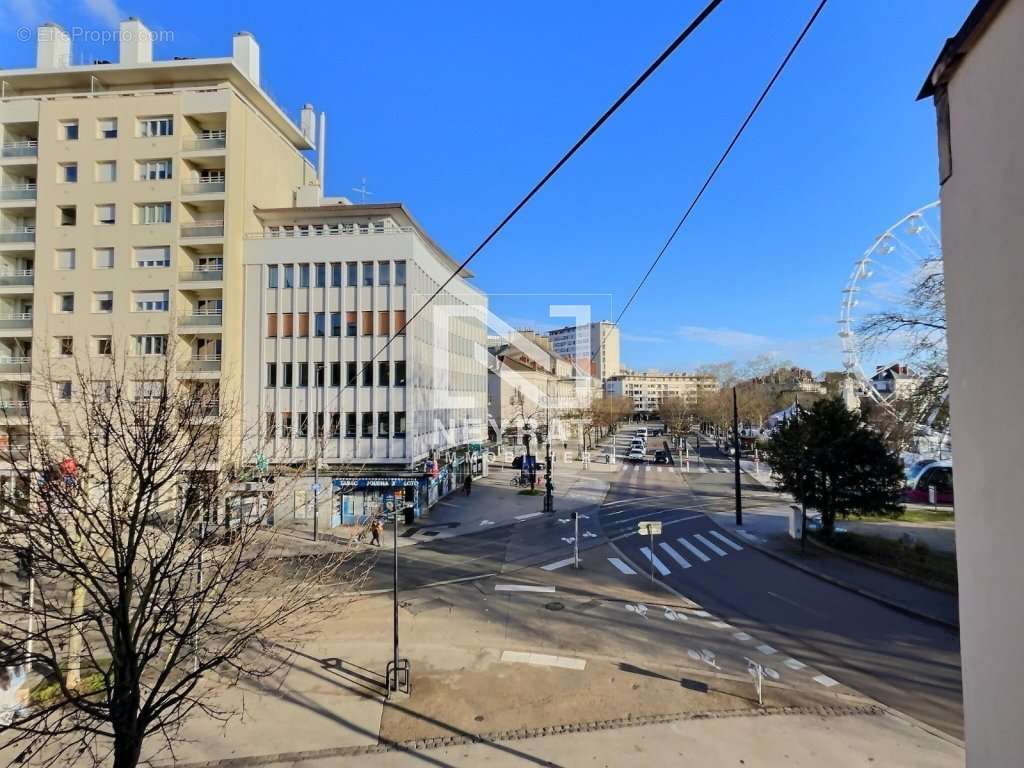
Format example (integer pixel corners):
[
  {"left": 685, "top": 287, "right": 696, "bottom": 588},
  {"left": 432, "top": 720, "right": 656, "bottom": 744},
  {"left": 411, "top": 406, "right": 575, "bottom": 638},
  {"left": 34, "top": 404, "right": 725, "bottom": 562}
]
[
  {"left": 159, "top": 703, "right": 886, "bottom": 768},
  {"left": 707, "top": 518, "right": 959, "bottom": 632}
]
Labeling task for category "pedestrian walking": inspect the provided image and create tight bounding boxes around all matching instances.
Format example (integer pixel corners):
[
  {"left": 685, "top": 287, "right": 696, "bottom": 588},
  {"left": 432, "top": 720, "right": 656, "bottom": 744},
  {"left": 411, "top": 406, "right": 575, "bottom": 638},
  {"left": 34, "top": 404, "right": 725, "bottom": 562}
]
[
  {"left": 370, "top": 518, "right": 383, "bottom": 547},
  {"left": 463, "top": 474, "right": 472, "bottom": 496}
]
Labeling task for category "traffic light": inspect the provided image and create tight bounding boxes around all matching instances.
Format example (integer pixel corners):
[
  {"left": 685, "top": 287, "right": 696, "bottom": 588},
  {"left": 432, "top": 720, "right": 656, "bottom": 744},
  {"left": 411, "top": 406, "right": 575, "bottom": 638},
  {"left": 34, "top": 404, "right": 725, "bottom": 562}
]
[{"left": 14, "top": 547, "right": 31, "bottom": 580}]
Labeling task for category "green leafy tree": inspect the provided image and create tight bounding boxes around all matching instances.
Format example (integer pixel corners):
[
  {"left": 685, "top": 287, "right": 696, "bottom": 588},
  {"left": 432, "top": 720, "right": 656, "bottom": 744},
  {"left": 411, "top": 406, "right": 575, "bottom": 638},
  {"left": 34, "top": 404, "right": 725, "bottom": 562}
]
[{"left": 763, "top": 398, "right": 905, "bottom": 536}]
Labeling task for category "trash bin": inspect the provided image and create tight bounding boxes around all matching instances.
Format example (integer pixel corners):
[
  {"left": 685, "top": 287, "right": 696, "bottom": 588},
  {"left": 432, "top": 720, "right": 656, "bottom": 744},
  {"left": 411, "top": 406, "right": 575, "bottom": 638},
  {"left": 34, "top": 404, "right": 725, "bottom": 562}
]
[{"left": 788, "top": 504, "right": 803, "bottom": 540}]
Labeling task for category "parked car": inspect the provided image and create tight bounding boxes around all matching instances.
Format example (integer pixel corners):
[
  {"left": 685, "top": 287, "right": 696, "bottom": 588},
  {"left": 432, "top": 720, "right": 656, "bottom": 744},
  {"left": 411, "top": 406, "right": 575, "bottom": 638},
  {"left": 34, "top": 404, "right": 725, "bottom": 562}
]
[
  {"left": 904, "top": 458, "right": 939, "bottom": 482},
  {"left": 904, "top": 460, "right": 953, "bottom": 505},
  {"left": 627, "top": 448, "right": 646, "bottom": 462},
  {"left": 806, "top": 514, "right": 847, "bottom": 535},
  {"left": 654, "top": 449, "right": 669, "bottom": 464}
]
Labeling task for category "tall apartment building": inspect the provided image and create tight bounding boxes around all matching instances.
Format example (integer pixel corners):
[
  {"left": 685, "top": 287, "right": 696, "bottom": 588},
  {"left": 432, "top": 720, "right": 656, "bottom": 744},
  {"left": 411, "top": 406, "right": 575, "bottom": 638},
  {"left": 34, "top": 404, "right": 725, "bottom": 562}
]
[
  {"left": 604, "top": 372, "right": 718, "bottom": 415},
  {"left": 0, "top": 20, "right": 317, "bottom": 462},
  {"left": 242, "top": 202, "right": 488, "bottom": 507},
  {"left": 545, "top": 320, "right": 620, "bottom": 381}
]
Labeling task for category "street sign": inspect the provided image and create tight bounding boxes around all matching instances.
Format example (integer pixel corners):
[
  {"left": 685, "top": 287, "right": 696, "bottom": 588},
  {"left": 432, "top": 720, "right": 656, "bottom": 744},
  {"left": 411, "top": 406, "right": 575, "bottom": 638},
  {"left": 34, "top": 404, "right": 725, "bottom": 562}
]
[
  {"left": 310, "top": 482, "right": 322, "bottom": 493},
  {"left": 638, "top": 521, "right": 662, "bottom": 536}
]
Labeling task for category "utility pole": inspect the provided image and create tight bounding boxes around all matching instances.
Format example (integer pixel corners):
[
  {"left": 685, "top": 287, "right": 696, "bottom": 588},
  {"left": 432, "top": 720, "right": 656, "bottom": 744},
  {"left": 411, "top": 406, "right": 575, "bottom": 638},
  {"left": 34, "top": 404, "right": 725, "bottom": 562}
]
[
  {"left": 543, "top": 381, "right": 554, "bottom": 513},
  {"left": 313, "top": 366, "right": 321, "bottom": 542},
  {"left": 392, "top": 495, "right": 399, "bottom": 690},
  {"left": 733, "top": 387, "right": 743, "bottom": 527}
]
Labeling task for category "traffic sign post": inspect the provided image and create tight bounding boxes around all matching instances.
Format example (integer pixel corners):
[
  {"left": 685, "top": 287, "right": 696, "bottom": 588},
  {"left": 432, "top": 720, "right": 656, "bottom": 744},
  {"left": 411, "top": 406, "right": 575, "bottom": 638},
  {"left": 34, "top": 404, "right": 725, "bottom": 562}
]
[{"left": 638, "top": 521, "right": 662, "bottom": 581}]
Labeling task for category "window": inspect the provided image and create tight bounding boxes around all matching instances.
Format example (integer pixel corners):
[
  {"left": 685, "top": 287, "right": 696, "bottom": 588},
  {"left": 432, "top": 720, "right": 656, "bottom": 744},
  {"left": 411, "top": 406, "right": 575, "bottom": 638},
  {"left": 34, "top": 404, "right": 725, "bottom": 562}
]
[
  {"left": 297, "top": 312, "right": 309, "bottom": 338},
  {"left": 297, "top": 413, "right": 308, "bottom": 438},
  {"left": 379, "top": 311, "right": 390, "bottom": 336},
  {"left": 330, "top": 362, "right": 341, "bottom": 387},
  {"left": 345, "top": 311, "right": 356, "bottom": 337},
  {"left": 298, "top": 363, "right": 309, "bottom": 388},
  {"left": 136, "top": 203, "right": 171, "bottom": 224},
  {"left": 98, "top": 117, "right": 117, "bottom": 139},
  {"left": 299, "top": 264, "right": 310, "bottom": 288},
  {"left": 361, "top": 412, "right": 373, "bottom": 437},
  {"left": 314, "top": 312, "right": 325, "bottom": 337},
  {"left": 55, "top": 381, "right": 72, "bottom": 401},
  {"left": 345, "top": 413, "right": 356, "bottom": 437},
  {"left": 378, "top": 361, "right": 390, "bottom": 387},
  {"left": 136, "top": 380, "right": 164, "bottom": 400},
  {"left": 268, "top": 265, "right": 278, "bottom": 288},
  {"left": 94, "top": 291, "right": 113, "bottom": 313},
  {"left": 96, "top": 204, "right": 116, "bottom": 225},
  {"left": 346, "top": 262, "right": 357, "bottom": 286},
  {"left": 61, "top": 120, "right": 79, "bottom": 141},
  {"left": 139, "top": 116, "right": 173, "bottom": 137},
  {"left": 362, "top": 311, "right": 373, "bottom": 336},
  {"left": 361, "top": 364, "right": 373, "bottom": 387},
  {"left": 330, "top": 311, "right": 341, "bottom": 337},
  {"left": 314, "top": 362, "right": 325, "bottom": 388},
  {"left": 281, "top": 314, "right": 294, "bottom": 337},
  {"left": 332, "top": 263, "right": 343, "bottom": 287},
  {"left": 60, "top": 163, "right": 77, "bottom": 183},
  {"left": 266, "top": 313, "right": 278, "bottom": 337},
  {"left": 56, "top": 337, "right": 73, "bottom": 357},
  {"left": 281, "top": 412, "right": 293, "bottom": 438},
  {"left": 395, "top": 310, "right": 406, "bottom": 335},
  {"left": 329, "top": 413, "right": 341, "bottom": 438},
  {"left": 139, "top": 159, "right": 172, "bottom": 180},
  {"left": 362, "top": 261, "right": 374, "bottom": 287},
  {"left": 95, "top": 161, "right": 116, "bottom": 183},
  {"left": 134, "top": 335, "right": 167, "bottom": 356},
  {"left": 59, "top": 206, "right": 76, "bottom": 226},
  {"left": 135, "top": 246, "right": 170, "bottom": 268},
  {"left": 314, "top": 412, "right": 325, "bottom": 437},
  {"left": 394, "top": 411, "right": 407, "bottom": 438},
  {"left": 265, "top": 414, "right": 276, "bottom": 440},
  {"left": 377, "top": 412, "right": 390, "bottom": 437},
  {"left": 266, "top": 363, "right": 277, "bottom": 388},
  {"left": 281, "top": 363, "right": 293, "bottom": 388},
  {"left": 283, "top": 265, "right": 294, "bottom": 289},
  {"left": 133, "top": 290, "right": 169, "bottom": 312},
  {"left": 379, "top": 262, "right": 390, "bottom": 286},
  {"left": 395, "top": 261, "right": 407, "bottom": 286},
  {"left": 395, "top": 361, "right": 407, "bottom": 387},
  {"left": 346, "top": 362, "right": 357, "bottom": 386},
  {"left": 92, "top": 381, "right": 112, "bottom": 402},
  {"left": 55, "top": 293, "right": 74, "bottom": 313},
  {"left": 55, "top": 249, "right": 75, "bottom": 271},
  {"left": 95, "top": 336, "right": 112, "bottom": 356},
  {"left": 93, "top": 247, "right": 114, "bottom": 269},
  {"left": 315, "top": 263, "right": 326, "bottom": 287}
]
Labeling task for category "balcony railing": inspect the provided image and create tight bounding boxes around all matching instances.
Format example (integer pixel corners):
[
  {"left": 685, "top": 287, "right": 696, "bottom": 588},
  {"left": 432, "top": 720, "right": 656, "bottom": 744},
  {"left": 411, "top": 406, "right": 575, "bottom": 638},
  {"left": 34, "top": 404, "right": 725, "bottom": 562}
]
[
  {"left": 0, "top": 443, "right": 30, "bottom": 461},
  {"left": 0, "top": 313, "right": 32, "bottom": 329},
  {"left": 180, "top": 222, "right": 224, "bottom": 239},
  {"left": 180, "top": 309, "right": 223, "bottom": 327},
  {"left": 0, "top": 401, "right": 29, "bottom": 419},
  {"left": 179, "top": 268, "right": 224, "bottom": 283},
  {"left": 0, "top": 357, "right": 30, "bottom": 374},
  {"left": 180, "top": 355, "right": 222, "bottom": 373},
  {"left": 197, "top": 400, "right": 220, "bottom": 418},
  {"left": 0, "top": 270, "right": 33, "bottom": 287},
  {"left": 182, "top": 179, "right": 225, "bottom": 195},
  {"left": 1, "top": 141, "right": 38, "bottom": 158},
  {"left": 0, "top": 184, "right": 36, "bottom": 201},
  {"left": 184, "top": 132, "right": 226, "bottom": 151},
  {"left": 0, "top": 227, "right": 34, "bottom": 244}
]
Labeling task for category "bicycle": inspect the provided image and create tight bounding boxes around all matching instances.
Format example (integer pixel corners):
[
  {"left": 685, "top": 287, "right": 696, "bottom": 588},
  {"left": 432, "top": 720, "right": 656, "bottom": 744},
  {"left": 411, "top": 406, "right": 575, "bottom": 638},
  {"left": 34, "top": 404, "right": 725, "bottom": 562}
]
[{"left": 510, "top": 475, "right": 523, "bottom": 488}]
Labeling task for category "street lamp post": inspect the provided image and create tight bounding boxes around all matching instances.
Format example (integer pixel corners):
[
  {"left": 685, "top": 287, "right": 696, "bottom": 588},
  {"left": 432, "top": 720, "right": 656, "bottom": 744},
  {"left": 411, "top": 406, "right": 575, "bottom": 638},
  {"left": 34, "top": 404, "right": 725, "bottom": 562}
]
[{"left": 733, "top": 387, "right": 743, "bottom": 527}]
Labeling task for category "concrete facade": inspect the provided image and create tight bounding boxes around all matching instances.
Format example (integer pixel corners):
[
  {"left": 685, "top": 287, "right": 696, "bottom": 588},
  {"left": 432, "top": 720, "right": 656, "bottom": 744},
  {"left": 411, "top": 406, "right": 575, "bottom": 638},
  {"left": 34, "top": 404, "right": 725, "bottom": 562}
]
[
  {"left": 545, "top": 321, "right": 620, "bottom": 381},
  {"left": 920, "top": 0, "right": 1022, "bottom": 763},
  {"left": 604, "top": 372, "right": 718, "bottom": 415}
]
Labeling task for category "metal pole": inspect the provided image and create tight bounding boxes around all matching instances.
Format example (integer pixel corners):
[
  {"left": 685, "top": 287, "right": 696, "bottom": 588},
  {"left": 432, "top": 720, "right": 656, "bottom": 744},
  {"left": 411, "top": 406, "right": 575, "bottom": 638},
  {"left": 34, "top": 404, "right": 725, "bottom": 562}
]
[
  {"left": 392, "top": 499, "right": 399, "bottom": 691},
  {"left": 573, "top": 511, "right": 580, "bottom": 568},
  {"left": 26, "top": 565, "right": 34, "bottom": 662},
  {"left": 733, "top": 387, "right": 743, "bottom": 527},
  {"left": 649, "top": 529, "right": 655, "bottom": 581},
  {"left": 313, "top": 374, "right": 320, "bottom": 542}
]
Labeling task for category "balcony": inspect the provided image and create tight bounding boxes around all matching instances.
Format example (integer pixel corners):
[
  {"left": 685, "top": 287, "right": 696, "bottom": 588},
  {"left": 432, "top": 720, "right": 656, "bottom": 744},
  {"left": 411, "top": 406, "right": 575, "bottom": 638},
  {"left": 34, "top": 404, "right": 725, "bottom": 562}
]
[
  {"left": 0, "top": 442, "right": 30, "bottom": 463},
  {"left": 0, "top": 227, "right": 34, "bottom": 245},
  {"left": 179, "top": 268, "right": 224, "bottom": 284},
  {"left": 180, "top": 309, "right": 223, "bottom": 328},
  {"left": 0, "top": 184, "right": 36, "bottom": 202},
  {"left": 0, "top": 357, "right": 30, "bottom": 375},
  {"left": 0, "top": 270, "right": 32, "bottom": 288},
  {"left": 179, "top": 355, "right": 222, "bottom": 375},
  {"left": 183, "top": 131, "right": 226, "bottom": 152},
  {"left": 0, "top": 401, "right": 29, "bottom": 419},
  {"left": 1, "top": 141, "right": 37, "bottom": 158},
  {"left": 0, "top": 313, "right": 32, "bottom": 330},
  {"left": 182, "top": 178, "right": 225, "bottom": 196},
  {"left": 180, "top": 221, "right": 224, "bottom": 239}
]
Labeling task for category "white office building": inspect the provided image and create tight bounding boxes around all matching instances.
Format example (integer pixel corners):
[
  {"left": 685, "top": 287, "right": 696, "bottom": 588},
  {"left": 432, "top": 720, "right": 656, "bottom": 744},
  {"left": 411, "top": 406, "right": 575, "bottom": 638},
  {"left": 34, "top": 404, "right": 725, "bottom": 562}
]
[
  {"left": 605, "top": 371, "right": 718, "bottom": 415},
  {"left": 545, "top": 321, "right": 621, "bottom": 381}
]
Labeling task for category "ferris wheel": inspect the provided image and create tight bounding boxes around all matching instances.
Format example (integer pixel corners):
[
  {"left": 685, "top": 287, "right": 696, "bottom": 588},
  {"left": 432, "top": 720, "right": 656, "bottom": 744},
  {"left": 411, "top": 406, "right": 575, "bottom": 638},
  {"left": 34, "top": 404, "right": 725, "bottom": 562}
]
[{"left": 838, "top": 201, "right": 944, "bottom": 413}]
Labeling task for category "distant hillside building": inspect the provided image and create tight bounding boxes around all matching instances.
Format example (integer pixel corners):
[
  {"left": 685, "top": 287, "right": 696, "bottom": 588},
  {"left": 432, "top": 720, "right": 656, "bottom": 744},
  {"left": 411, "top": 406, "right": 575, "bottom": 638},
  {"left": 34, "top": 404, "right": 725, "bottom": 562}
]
[{"left": 870, "top": 363, "right": 921, "bottom": 400}]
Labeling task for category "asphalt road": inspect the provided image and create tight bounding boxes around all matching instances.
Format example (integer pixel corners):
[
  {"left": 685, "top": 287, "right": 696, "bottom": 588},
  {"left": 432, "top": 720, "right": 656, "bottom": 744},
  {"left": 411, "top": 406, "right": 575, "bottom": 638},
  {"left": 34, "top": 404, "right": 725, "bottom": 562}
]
[{"left": 597, "top": 444, "right": 964, "bottom": 739}]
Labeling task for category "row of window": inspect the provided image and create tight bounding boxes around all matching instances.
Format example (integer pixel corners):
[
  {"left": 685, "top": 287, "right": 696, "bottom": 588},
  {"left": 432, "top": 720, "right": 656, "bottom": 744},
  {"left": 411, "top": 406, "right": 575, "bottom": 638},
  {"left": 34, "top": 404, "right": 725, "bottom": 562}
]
[
  {"left": 55, "top": 203, "right": 175, "bottom": 227},
  {"left": 55, "top": 159, "right": 217, "bottom": 184},
  {"left": 266, "top": 360, "right": 407, "bottom": 388},
  {"left": 50, "top": 247, "right": 215, "bottom": 271},
  {"left": 58, "top": 116, "right": 174, "bottom": 141},
  {"left": 47, "top": 292, "right": 216, "bottom": 315},
  {"left": 268, "top": 261, "right": 406, "bottom": 289},
  {"left": 267, "top": 411, "right": 407, "bottom": 439},
  {"left": 266, "top": 311, "right": 405, "bottom": 338}
]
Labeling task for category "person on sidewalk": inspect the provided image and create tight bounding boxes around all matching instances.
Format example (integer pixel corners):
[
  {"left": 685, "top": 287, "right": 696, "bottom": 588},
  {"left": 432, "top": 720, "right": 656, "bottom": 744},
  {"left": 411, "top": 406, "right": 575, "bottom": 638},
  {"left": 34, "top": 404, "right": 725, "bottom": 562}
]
[
  {"left": 370, "top": 518, "right": 383, "bottom": 547},
  {"left": 463, "top": 474, "right": 472, "bottom": 496}
]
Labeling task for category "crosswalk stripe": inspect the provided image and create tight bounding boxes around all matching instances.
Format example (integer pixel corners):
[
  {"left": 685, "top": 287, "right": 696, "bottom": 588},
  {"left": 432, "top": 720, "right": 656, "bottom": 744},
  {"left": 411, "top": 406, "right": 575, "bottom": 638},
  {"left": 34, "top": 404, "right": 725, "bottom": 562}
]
[
  {"left": 541, "top": 558, "right": 575, "bottom": 571},
  {"left": 709, "top": 530, "right": 743, "bottom": 551},
  {"left": 756, "top": 644, "right": 777, "bottom": 655},
  {"left": 658, "top": 542, "right": 691, "bottom": 569},
  {"left": 694, "top": 533, "right": 728, "bottom": 557},
  {"left": 677, "top": 537, "right": 711, "bottom": 562},
  {"left": 608, "top": 557, "right": 636, "bottom": 575},
  {"left": 639, "top": 547, "right": 670, "bottom": 576},
  {"left": 813, "top": 674, "right": 839, "bottom": 687},
  {"left": 784, "top": 658, "right": 806, "bottom": 670}
]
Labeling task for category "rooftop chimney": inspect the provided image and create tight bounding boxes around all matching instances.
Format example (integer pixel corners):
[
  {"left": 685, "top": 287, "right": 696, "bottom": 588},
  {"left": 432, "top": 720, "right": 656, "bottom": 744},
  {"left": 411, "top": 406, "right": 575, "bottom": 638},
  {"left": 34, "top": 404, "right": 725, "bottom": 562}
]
[
  {"left": 119, "top": 17, "right": 153, "bottom": 65},
  {"left": 36, "top": 23, "right": 71, "bottom": 70},
  {"left": 300, "top": 104, "right": 316, "bottom": 144},
  {"left": 232, "top": 31, "right": 260, "bottom": 84}
]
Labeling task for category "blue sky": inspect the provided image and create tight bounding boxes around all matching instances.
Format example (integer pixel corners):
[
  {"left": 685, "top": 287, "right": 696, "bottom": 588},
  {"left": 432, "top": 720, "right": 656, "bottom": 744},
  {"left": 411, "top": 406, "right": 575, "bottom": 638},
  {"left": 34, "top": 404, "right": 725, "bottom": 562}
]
[{"left": 1, "top": 0, "right": 972, "bottom": 374}]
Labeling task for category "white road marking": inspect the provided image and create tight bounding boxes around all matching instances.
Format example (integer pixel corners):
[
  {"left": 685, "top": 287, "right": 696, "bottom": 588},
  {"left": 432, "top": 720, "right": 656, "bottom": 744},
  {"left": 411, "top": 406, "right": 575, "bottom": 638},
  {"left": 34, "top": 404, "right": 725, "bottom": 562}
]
[
  {"left": 541, "top": 558, "right": 575, "bottom": 572},
  {"left": 813, "top": 674, "right": 839, "bottom": 687},
  {"left": 626, "top": 603, "right": 649, "bottom": 618},
  {"left": 694, "top": 533, "right": 728, "bottom": 557},
  {"left": 639, "top": 547, "right": 670, "bottom": 576},
  {"left": 733, "top": 632, "right": 752, "bottom": 642},
  {"left": 500, "top": 650, "right": 586, "bottom": 671},
  {"left": 608, "top": 557, "right": 636, "bottom": 575},
  {"left": 656, "top": 467, "right": 663, "bottom": 473},
  {"left": 677, "top": 537, "right": 711, "bottom": 562},
  {"left": 692, "top": 610, "right": 712, "bottom": 618},
  {"left": 479, "top": 519, "right": 496, "bottom": 526},
  {"left": 561, "top": 537, "right": 576, "bottom": 545},
  {"left": 658, "top": 542, "right": 691, "bottom": 569},
  {"left": 582, "top": 531, "right": 598, "bottom": 538},
  {"left": 784, "top": 658, "right": 807, "bottom": 670},
  {"left": 756, "top": 644, "right": 778, "bottom": 655},
  {"left": 515, "top": 512, "right": 543, "bottom": 521},
  {"left": 709, "top": 530, "right": 743, "bottom": 551},
  {"left": 710, "top": 621, "right": 731, "bottom": 629},
  {"left": 495, "top": 584, "right": 556, "bottom": 593}
]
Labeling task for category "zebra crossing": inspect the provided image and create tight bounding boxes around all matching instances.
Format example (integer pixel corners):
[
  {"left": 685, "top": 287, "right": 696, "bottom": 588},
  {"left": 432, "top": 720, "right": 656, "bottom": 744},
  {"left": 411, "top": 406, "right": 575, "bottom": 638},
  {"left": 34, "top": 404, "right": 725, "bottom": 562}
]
[
  {"left": 615, "top": 463, "right": 732, "bottom": 474},
  {"left": 610, "top": 528, "right": 744, "bottom": 576}
]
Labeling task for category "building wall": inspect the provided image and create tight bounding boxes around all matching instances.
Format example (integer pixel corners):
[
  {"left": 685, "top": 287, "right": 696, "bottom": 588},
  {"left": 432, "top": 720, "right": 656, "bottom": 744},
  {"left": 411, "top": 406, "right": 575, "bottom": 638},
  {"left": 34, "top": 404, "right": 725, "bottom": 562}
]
[
  {"left": 937, "top": 0, "right": 1024, "bottom": 762},
  {"left": 546, "top": 321, "right": 620, "bottom": 380},
  {"left": 605, "top": 373, "right": 718, "bottom": 414}
]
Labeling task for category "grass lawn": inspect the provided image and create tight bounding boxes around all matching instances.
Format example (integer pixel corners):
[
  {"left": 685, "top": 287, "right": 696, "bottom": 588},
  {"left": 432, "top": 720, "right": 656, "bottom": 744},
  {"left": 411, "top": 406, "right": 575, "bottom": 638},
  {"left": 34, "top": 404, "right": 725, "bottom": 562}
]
[
  {"left": 30, "top": 660, "right": 109, "bottom": 707},
  {"left": 815, "top": 530, "right": 958, "bottom": 592},
  {"left": 517, "top": 489, "right": 542, "bottom": 496},
  {"left": 842, "top": 506, "right": 955, "bottom": 525}
]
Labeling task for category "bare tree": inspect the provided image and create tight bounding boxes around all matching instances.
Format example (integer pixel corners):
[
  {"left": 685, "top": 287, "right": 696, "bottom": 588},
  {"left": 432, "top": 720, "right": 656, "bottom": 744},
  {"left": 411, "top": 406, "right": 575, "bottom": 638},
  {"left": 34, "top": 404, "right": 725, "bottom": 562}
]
[{"left": 0, "top": 345, "right": 367, "bottom": 767}]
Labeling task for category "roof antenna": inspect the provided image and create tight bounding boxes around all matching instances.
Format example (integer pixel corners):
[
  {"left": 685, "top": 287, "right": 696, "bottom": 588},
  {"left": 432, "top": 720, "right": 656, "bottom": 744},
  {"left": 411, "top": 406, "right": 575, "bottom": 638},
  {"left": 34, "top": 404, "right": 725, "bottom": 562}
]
[
  {"left": 352, "top": 177, "right": 373, "bottom": 203},
  {"left": 317, "top": 112, "right": 326, "bottom": 195}
]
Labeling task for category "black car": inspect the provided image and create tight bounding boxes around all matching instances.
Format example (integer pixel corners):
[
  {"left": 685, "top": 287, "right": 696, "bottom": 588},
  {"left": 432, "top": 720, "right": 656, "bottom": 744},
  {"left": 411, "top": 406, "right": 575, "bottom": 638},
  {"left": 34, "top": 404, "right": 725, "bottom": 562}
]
[{"left": 654, "top": 450, "right": 669, "bottom": 464}]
